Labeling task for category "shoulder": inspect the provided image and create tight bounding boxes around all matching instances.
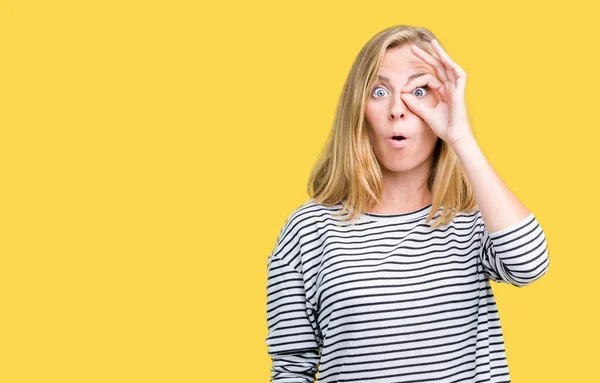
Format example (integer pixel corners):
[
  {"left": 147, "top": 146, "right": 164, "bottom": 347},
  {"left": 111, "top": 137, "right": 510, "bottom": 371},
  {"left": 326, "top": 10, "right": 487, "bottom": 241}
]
[
  {"left": 281, "top": 198, "right": 345, "bottom": 228},
  {"left": 270, "top": 199, "right": 342, "bottom": 266},
  {"left": 455, "top": 206, "right": 481, "bottom": 222},
  {"left": 274, "top": 199, "right": 345, "bottom": 246},
  {"left": 429, "top": 205, "right": 482, "bottom": 230}
]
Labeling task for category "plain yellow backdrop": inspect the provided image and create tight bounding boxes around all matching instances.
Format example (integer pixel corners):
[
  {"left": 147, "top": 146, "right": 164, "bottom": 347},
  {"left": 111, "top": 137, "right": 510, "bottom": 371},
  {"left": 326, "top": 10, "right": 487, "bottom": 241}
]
[{"left": 1, "top": 0, "right": 598, "bottom": 382}]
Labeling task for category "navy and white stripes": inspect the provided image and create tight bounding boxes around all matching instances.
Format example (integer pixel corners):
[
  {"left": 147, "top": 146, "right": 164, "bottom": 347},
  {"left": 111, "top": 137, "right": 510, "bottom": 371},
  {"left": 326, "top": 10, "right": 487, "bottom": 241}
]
[{"left": 266, "top": 200, "right": 549, "bottom": 382}]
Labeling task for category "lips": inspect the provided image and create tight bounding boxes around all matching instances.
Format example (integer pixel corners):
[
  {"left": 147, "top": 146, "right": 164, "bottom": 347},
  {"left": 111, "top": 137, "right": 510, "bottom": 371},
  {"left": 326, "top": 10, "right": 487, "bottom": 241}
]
[
  {"left": 390, "top": 131, "right": 409, "bottom": 140},
  {"left": 388, "top": 137, "right": 410, "bottom": 148}
]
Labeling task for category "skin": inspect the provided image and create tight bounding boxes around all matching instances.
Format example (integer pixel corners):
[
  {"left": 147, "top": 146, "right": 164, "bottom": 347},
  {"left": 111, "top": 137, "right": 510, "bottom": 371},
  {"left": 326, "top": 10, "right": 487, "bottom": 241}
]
[
  {"left": 364, "top": 39, "right": 531, "bottom": 234},
  {"left": 365, "top": 43, "right": 441, "bottom": 214}
]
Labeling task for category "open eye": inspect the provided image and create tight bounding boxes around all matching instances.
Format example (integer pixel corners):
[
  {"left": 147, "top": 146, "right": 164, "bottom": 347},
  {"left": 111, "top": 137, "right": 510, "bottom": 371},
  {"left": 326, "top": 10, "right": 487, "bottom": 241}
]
[
  {"left": 372, "top": 86, "right": 388, "bottom": 98},
  {"left": 372, "top": 85, "right": 430, "bottom": 99},
  {"left": 412, "top": 85, "right": 430, "bottom": 98}
]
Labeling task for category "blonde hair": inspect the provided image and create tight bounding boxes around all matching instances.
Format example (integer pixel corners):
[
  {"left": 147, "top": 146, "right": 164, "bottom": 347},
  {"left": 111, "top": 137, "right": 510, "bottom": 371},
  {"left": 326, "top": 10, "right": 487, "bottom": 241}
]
[{"left": 307, "top": 25, "right": 477, "bottom": 227}]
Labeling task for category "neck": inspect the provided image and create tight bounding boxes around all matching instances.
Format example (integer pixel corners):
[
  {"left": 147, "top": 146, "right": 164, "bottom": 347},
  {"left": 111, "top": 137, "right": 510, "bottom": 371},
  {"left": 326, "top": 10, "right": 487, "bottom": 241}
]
[{"left": 368, "top": 160, "right": 433, "bottom": 214}]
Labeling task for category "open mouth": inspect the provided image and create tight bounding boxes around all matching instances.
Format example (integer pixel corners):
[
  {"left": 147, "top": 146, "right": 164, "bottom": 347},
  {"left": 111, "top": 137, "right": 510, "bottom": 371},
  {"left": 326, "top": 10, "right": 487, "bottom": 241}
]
[{"left": 388, "top": 135, "right": 410, "bottom": 148}]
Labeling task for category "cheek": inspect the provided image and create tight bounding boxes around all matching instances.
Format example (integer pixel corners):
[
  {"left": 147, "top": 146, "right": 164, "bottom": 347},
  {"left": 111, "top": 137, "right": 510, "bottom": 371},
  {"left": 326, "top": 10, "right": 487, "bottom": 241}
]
[
  {"left": 365, "top": 103, "right": 375, "bottom": 121},
  {"left": 365, "top": 102, "right": 385, "bottom": 126}
]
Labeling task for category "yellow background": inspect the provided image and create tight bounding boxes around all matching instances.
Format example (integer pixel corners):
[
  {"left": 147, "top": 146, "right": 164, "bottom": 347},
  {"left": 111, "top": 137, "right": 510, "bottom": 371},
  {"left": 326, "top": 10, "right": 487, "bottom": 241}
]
[{"left": 1, "top": 0, "right": 598, "bottom": 381}]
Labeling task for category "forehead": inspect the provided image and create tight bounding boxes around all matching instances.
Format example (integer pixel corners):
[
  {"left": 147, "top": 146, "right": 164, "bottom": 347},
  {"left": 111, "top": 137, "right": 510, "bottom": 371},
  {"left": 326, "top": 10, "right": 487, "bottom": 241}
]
[{"left": 377, "top": 44, "right": 433, "bottom": 77}]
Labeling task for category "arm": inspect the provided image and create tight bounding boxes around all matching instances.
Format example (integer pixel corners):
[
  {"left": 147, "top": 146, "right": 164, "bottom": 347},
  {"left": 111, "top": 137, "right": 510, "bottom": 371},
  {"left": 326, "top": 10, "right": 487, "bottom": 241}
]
[
  {"left": 452, "top": 133, "right": 531, "bottom": 233},
  {"left": 476, "top": 209, "right": 550, "bottom": 287},
  {"left": 403, "top": 39, "right": 549, "bottom": 286},
  {"left": 452, "top": 134, "right": 550, "bottom": 287},
  {"left": 265, "top": 219, "right": 321, "bottom": 382}
]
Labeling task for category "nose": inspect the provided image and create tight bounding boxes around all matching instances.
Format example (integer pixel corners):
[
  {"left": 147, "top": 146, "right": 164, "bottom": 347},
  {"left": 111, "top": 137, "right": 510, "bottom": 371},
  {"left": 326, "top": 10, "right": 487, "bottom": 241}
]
[{"left": 389, "top": 92, "right": 407, "bottom": 120}]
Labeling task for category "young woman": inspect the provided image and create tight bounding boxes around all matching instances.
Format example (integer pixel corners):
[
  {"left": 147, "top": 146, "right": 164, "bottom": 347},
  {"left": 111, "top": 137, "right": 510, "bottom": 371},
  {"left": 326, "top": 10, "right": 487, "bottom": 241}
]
[{"left": 265, "top": 25, "right": 549, "bottom": 383}]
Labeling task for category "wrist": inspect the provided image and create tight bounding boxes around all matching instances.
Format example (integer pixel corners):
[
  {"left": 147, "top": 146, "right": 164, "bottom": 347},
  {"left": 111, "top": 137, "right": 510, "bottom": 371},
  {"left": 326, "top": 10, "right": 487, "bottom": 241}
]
[{"left": 449, "top": 133, "right": 476, "bottom": 152}]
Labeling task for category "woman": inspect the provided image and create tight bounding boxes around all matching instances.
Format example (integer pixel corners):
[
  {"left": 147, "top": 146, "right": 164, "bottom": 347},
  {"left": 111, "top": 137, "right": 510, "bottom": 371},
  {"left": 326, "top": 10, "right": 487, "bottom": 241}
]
[{"left": 265, "top": 25, "right": 549, "bottom": 383}]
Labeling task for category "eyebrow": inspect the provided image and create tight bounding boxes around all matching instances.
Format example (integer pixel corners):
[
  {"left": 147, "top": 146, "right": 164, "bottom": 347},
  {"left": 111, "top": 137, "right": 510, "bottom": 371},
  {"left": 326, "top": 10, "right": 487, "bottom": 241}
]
[{"left": 377, "top": 72, "right": 427, "bottom": 84}]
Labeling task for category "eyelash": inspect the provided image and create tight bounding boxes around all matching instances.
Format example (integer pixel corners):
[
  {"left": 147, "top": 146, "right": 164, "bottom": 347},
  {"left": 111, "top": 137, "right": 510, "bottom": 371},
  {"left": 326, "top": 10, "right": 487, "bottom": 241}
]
[{"left": 372, "top": 84, "right": 430, "bottom": 97}]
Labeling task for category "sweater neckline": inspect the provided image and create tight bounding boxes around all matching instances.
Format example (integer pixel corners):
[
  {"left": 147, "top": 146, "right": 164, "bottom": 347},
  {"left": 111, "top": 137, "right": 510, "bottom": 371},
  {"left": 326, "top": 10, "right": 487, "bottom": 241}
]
[{"left": 361, "top": 203, "right": 434, "bottom": 223}]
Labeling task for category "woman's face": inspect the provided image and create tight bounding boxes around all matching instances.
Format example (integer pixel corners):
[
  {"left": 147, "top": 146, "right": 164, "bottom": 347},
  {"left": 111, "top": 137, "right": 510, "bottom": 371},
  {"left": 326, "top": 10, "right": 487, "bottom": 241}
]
[{"left": 365, "top": 43, "right": 441, "bottom": 174}]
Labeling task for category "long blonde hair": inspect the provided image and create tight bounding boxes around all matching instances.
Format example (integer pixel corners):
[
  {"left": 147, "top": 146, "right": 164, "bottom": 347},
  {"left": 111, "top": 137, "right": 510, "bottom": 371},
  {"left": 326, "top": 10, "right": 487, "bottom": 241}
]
[{"left": 307, "top": 25, "right": 477, "bottom": 227}]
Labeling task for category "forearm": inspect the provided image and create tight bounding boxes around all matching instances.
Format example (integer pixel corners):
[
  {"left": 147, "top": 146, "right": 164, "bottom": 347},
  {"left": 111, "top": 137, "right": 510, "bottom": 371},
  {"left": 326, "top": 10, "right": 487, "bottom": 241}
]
[{"left": 450, "top": 131, "right": 531, "bottom": 234}]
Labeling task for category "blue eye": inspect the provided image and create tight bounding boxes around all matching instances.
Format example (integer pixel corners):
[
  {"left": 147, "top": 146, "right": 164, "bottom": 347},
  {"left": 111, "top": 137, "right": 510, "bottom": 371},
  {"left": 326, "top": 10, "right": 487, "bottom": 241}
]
[
  {"left": 372, "top": 86, "right": 388, "bottom": 98},
  {"left": 412, "top": 85, "right": 429, "bottom": 97},
  {"left": 372, "top": 85, "right": 430, "bottom": 98}
]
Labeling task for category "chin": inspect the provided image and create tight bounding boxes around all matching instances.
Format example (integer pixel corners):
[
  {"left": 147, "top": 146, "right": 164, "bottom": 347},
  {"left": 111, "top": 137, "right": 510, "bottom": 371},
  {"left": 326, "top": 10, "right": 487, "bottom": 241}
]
[{"left": 380, "top": 161, "right": 416, "bottom": 173}]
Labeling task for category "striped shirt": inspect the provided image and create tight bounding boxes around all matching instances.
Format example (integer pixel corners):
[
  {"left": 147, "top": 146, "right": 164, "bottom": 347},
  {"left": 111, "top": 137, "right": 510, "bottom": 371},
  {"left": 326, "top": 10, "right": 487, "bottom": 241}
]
[{"left": 265, "top": 199, "right": 550, "bottom": 383}]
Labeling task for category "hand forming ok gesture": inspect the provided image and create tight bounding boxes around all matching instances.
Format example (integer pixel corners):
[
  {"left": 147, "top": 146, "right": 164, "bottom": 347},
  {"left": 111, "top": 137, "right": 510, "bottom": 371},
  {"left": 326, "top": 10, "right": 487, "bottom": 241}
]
[{"left": 400, "top": 39, "right": 473, "bottom": 147}]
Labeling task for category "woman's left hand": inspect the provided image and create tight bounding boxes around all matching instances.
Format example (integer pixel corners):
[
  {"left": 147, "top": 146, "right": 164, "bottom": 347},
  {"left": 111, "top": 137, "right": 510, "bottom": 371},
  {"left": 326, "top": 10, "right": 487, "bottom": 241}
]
[{"left": 400, "top": 39, "right": 473, "bottom": 147}]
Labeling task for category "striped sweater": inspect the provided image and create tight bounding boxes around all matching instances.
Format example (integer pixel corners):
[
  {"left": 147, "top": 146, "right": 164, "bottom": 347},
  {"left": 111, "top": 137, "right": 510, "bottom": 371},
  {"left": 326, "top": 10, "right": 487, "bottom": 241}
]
[{"left": 265, "top": 200, "right": 549, "bottom": 383}]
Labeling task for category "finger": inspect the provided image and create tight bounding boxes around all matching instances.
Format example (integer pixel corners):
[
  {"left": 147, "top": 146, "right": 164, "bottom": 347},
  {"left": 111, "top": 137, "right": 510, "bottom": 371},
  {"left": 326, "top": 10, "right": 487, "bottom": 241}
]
[
  {"left": 410, "top": 44, "right": 450, "bottom": 83},
  {"left": 427, "top": 40, "right": 456, "bottom": 83},
  {"left": 400, "top": 92, "right": 431, "bottom": 123},
  {"left": 431, "top": 39, "right": 467, "bottom": 84},
  {"left": 402, "top": 73, "right": 446, "bottom": 102}
]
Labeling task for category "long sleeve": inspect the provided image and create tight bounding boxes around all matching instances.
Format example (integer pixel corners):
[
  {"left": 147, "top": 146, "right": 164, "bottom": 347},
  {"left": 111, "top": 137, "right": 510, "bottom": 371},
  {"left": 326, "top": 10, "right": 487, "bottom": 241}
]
[
  {"left": 265, "top": 217, "right": 322, "bottom": 382},
  {"left": 477, "top": 211, "right": 550, "bottom": 287}
]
